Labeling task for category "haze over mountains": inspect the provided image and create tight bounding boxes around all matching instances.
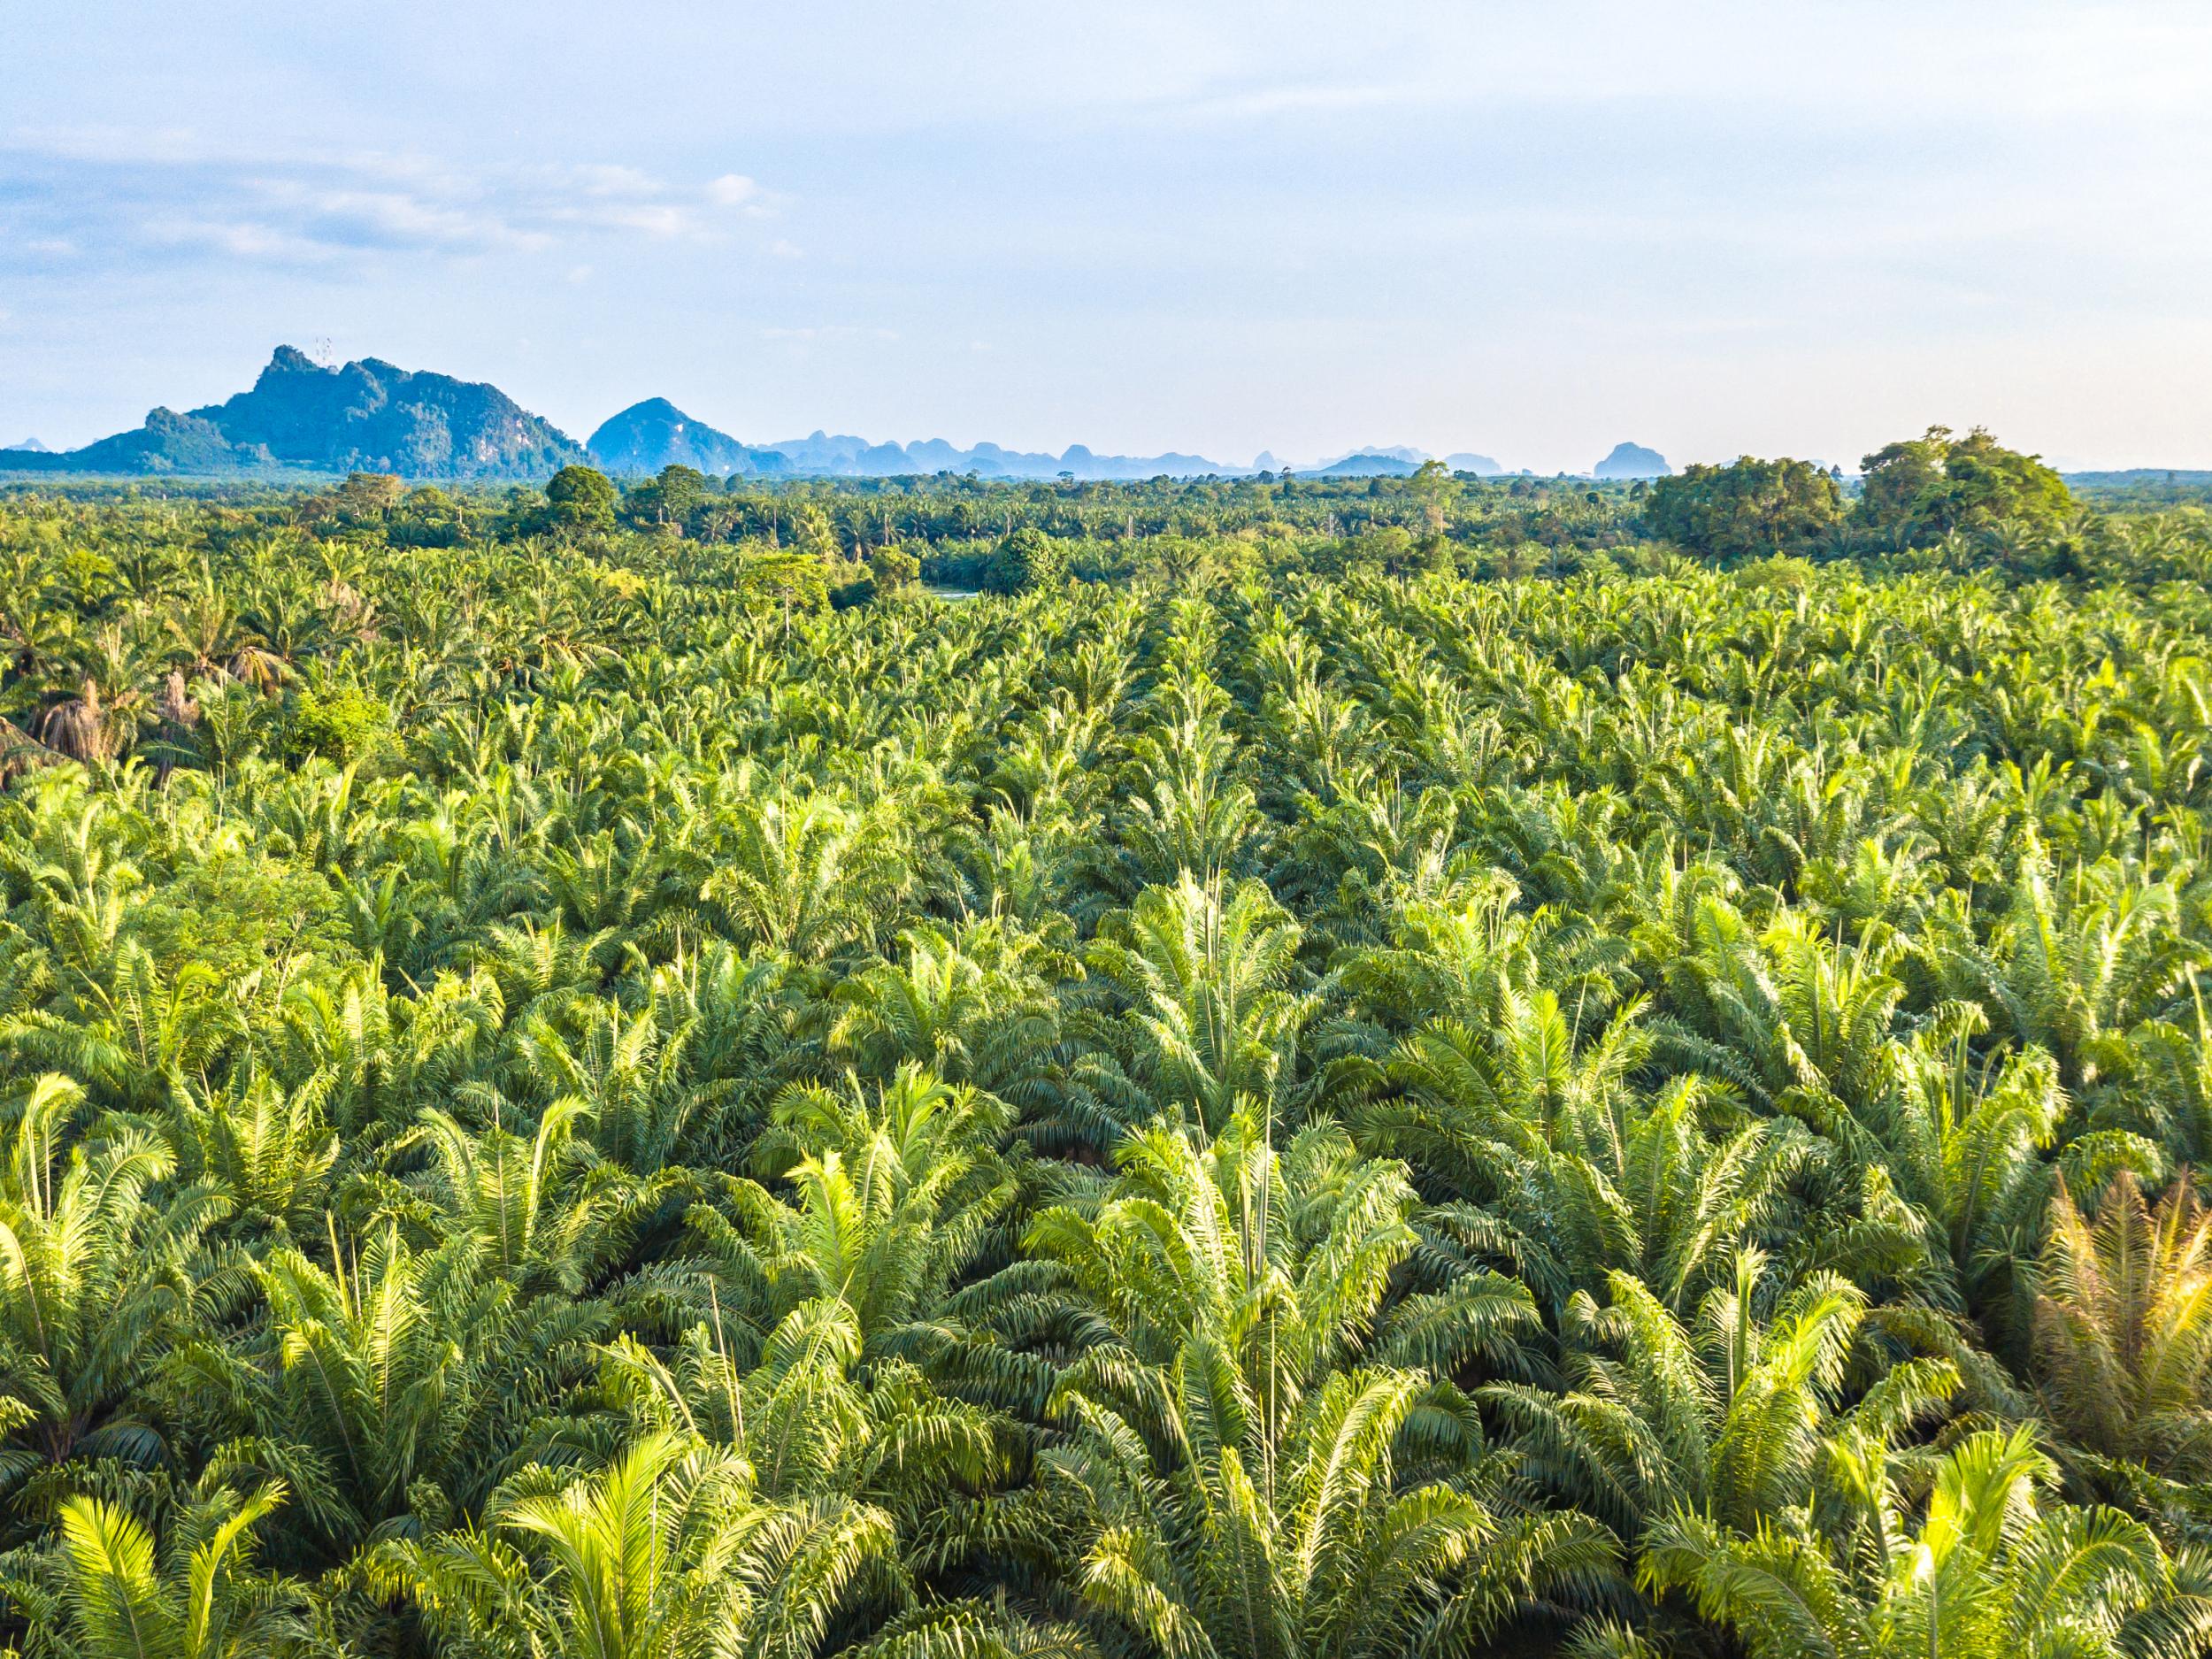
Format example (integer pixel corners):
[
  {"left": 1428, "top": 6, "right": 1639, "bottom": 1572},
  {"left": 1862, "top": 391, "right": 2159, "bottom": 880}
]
[
  {"left": 1592, "top": 441, "right": 1671, "bottom": 480},
  {"left": 585, "top": 399, "right": 1240, "bottom": 481},
  {"left": 0, "top": 346, "right": 1666, "bottom": 483}
]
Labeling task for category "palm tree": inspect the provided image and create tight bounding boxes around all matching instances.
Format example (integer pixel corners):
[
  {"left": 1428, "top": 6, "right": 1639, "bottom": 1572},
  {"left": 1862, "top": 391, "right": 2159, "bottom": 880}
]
[
  {"left": 703, "top": 789, "right": 915, "bottom": 963},
  {"left": 3, "top": 938, "right": 248, "bottom": 1118},
  {"left": 379, "top": 1427, "right": 905, "bottom": 1659},
  {"left": 1348, "top": 964, "right": 1852, "bottom": 1317},
  {"left": 2, "top": 1479, "right": 310, "bottom": 1659},
  {"left": 167, "top": 1069, "right": 340, "bottom": 1240},
  {"left": 827, "top": 921, "right": 1083, "bottom": 1137},
  {"left": 497, "top": 996, "right": 724, "bottom": 1175},
  {"left": 1485, "top": 1251, "right": 1956, "bottom": 1543},
  {"left": 1024, "top": 1113, "right": 1607, "bottom": 1659},
  {"left": 687, "top": 1065, "right": 1042, "bottom": 1411},
  {"left": 34, "top": 680, "right": 116, "bottom": 766},
  {"left": 0, "top": 569, "right": 79, "bottom": 687},
  {"left": 1611, "top": 1425, "right": 2212, "bottom": 1659},
  {"left": 1864, "top": 1003, "right": 2141, "bottom": 1346},
  {"left": 2033, "top": 1171, "right": 2212, "bottom": 1478},
  {"left": 172, "top": 1224, "right": 603, "bottom": 1563},
  {"left": 1110, "top": 669, "right": 1262, "bottom": 892},
  {"left": 390, "top": 1102, "right": 660, "bottom": 1296},
  {"left": 1079, "top": 875, "right": 1317, "bottom": 1138},
  {"left": 1650, "top": 896, "right": 1906, "bottom": 1124},
  {"left": 0, "top": 1076, "right": 227, "bottom": 1480},
  {"left": 1922, "top": 835, "right": 2194, "bottom": 1094},
  {"left": 163, "top": 577, "right": 250, "bottom": 681}
]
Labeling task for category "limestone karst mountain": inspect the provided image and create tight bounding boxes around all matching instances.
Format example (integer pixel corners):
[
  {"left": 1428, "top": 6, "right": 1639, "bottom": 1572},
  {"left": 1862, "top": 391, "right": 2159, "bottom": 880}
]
[{"left": 4, "top": 347, "right": 587, "bottom": 478}]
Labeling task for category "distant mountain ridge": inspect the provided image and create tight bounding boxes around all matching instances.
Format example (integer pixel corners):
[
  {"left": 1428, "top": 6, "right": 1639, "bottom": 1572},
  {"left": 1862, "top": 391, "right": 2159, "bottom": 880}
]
[
  {"left": 6, "top": 347, "right": 587, "bottom": 479},
  {"left": 591, "top": 400, "right": 1240, "bottom": 481},
  {"left": 0, "top": 345, "right": 1656, "bottom": 484},
  {"left": 1299, "top": 449, "right": 1417, "bottom": 477},
  {"left": 1245, "top": 447, "right": 1502, "bottom": 478}
]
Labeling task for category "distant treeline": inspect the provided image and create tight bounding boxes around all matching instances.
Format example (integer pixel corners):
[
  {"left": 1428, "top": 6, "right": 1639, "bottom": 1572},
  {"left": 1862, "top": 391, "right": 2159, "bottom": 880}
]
[{"left": 10, "top": 424, "right": 2210, "bottom": 595}]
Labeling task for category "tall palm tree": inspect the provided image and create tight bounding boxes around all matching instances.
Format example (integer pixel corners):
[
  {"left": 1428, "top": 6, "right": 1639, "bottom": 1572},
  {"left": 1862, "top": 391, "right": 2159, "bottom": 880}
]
[
  {"left": 167, "top": 1069, "right": 339, "bottom": 1241},
  {"left": 390, "top": 1102, "right": 663, "bottom": 1296},
  {"left": 1650, "top": 897, "right": 1906, "bottom": 1124},
  {"left": 827, "top": 921, "right": 1082, "bottom": 1138},
  {"left": 1110, "top": 669, "right": 1263, "bottom": 892},
  {"left": 498, "top": 995, "right": 725, "bottom": 1175},
  {"left": 172, "top": 1224, "right": 603, "bottom": 1563},
  {"left": 703, "top": 790, "right": 915, "bottom": 963},
  {"left": 1923, "top": 836, "right": 2195, "bottom": 1094},
  {"left": 1863, "top": 1003, "right": 2162, "bottom": 1348},
  {"left": 687, "top": 1065, "right": 1042, "bottom": 1410}
]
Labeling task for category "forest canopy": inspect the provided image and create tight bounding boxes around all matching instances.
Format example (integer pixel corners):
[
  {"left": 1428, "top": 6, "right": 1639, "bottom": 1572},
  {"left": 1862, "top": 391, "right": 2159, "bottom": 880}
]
[
  {"left": 4, "top": 451, "right": 2212, "bottom": 1659},
  {"left": 1642, "top": 455, "right": 1844, "bottom": 559},
  {"left": 1856, "top": 425, "right": 2075, "bottom": 546}
]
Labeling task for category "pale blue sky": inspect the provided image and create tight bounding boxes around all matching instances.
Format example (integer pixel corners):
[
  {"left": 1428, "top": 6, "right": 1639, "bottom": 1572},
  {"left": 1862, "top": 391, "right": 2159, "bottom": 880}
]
[{"left": 4, "top": 1, "right": 2209, "bottom": 471}]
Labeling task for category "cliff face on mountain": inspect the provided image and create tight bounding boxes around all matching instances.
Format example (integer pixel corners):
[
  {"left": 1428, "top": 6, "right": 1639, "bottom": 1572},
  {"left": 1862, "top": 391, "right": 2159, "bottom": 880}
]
[{"left": 191, "top": 347, "right": 588, "bottom": 477}]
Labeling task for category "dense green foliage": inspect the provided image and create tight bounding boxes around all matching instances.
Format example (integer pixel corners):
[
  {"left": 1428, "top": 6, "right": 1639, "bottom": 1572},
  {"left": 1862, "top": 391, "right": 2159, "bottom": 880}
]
[
  {"left": 1646, "top": 431, "right": 2082, "bottom": 567},
  {"left": 1643, "top": 457, "right": 1844, "bottom": 560},
  {"left": 1857, "top": 426, "right": 2075, "bottom": 550},
  {"left": 984, "top": 528, "right": 1069, "bottom": 595},
  {"left": 7, "top": 458, "right": 2212, "bottom": 1658}
]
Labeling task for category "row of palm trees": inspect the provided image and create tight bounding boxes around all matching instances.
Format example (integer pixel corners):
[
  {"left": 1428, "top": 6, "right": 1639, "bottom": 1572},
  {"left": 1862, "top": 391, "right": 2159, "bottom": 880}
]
[{"left": 4, "top": 490, "right": 2212, "bottom": 1657}]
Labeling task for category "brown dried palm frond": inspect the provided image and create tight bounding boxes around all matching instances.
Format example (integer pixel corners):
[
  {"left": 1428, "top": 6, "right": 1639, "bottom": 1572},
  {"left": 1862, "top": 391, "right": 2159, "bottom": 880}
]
[
  {"left": 227, "top": 643, "right": 291, "bottom": 695},
  {"left": 156, "top": 669, "right": 201, "bottom": 730},
  {"left": 35, "top": 678, "right": 114, "bottom": 764},
  {"left": 0, "top": 716, "right": 63, "bottom": 787}
]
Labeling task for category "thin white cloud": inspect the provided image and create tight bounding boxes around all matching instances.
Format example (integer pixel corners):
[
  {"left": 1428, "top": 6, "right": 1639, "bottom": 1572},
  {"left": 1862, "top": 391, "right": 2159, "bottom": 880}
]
[
  {"left": 570, "top": 163, "right": 662, "bottom": 196},
  {"left": 565, "top": 201, "right": 697, "bottom": 238},
  {"left": 0, "top": 133, "right": 790, "bottom": 270},
  {"left": 135, "top": 215, "right": 342, "bottom": 264},
  {"left": 249, "top": 181, "right": 549, "bottom": 253}
]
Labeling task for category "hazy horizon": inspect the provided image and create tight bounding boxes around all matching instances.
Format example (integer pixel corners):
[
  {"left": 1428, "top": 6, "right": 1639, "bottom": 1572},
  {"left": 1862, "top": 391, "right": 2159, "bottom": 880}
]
[{"left": 6, "top": 2, "right": 2212, "bottom": 473}]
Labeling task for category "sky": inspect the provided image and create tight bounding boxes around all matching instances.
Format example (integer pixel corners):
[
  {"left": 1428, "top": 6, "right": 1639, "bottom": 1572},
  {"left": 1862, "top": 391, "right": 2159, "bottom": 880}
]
[{"left": 4, "top": 1, "right": 2211, "bottom": 473}]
